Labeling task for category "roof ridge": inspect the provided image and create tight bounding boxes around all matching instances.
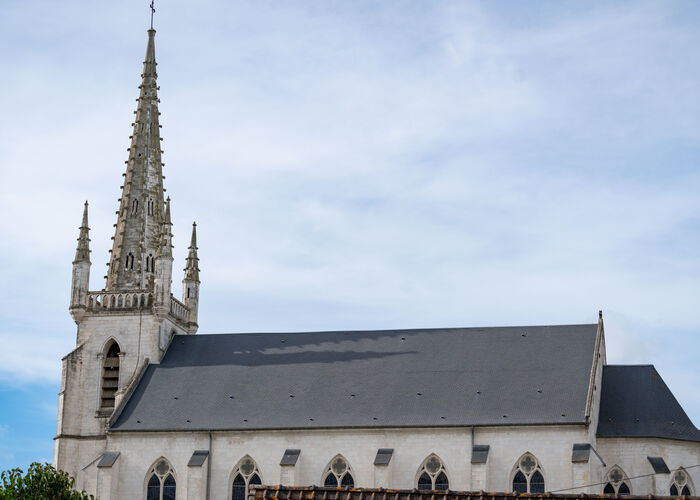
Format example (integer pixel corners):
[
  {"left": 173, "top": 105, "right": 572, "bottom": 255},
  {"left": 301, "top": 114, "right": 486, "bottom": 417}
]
[{"left": 187, "top": 323, "right": 598, "bottom": 337}]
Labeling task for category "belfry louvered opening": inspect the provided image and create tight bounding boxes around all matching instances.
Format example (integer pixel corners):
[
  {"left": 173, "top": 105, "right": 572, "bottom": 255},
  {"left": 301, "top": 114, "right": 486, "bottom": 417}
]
[{"left": 101, "top": 341, "right": 121, "bottom": 409}]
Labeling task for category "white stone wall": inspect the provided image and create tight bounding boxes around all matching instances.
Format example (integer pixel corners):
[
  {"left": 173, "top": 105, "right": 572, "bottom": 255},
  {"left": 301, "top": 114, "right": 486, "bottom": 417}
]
[
  {"left": 94, "top": 424, "right": 640, "bottom": 500},
  {"left": 54, "top": 311, "right": 187, "bottom": 482},
  {"left": 597, "top": 437, "right": 700, "bottom": 496}
]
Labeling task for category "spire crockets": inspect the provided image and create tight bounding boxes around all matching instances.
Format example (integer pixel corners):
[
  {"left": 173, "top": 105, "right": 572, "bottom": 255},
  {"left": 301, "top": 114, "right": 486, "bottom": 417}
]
[
  {"left": 74, "top": 201, "right": 91, "bottom": 263},
  {"left": 105, "top": 28, "right": 166, "bottom": 291},
  {"left": 157, "top": 197, "right": 173, "bottom": 258}
]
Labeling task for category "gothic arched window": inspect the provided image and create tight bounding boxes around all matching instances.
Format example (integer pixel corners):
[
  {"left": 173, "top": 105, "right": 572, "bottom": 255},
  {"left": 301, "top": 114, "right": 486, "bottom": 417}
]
[
  {"left": 125, "top": 252, "right": 134, "bottom": 270},
  {"left": 670, "top": 470, "right": 692, "bottom": 496},
  {"left": 131, "top": 198, "right": 139, "bottom": 215},
  {"left": 231, "top": 456, "right": 262, "bottom": 500},
  {"left": 603, "top": 466, "right": 631, "bottom": 495},
  {"left": 511, "top": 453, "right": 545, "bottom": 493},
  {"left": 100, "top": 340, "right": 120, "bottom": 410},
  {"left": 146, "top": 253, "right": 154, "bottom": 272},
  {"left": 416, "top": 455, "right": 449, "bottom": 491},
  {"left": 323, "top": 456, "right": 354, "bottom": 488},
  {"left": 146, "top": 459, "right": 176, "bottom": 500}
]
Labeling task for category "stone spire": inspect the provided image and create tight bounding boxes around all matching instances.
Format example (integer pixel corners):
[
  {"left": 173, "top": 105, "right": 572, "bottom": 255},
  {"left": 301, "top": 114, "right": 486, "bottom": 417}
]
[
  {"left": 74, "top": 201, "right": 91, "bottom": 263},
  {"left": 70, "top": 201, "right": 91, "bottom": 322},
  {"left": 182, "top": 222, "right": 200, "bottom": 332},
  {"left": 105, "top": 28, "right": 166, "bottom": 291},
  {"left": 184, "top": 223, "right": 200, "bottom": 283},
  {"left": 157, "top": 197, "right": 173, "bottom": 258}
]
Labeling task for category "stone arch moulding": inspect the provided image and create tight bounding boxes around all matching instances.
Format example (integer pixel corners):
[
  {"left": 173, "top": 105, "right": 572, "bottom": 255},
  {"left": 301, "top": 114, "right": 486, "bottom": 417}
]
[
  {"left": 416, "top": 453, "right": 450, "bottom": 491},
  {"left": 144, "top": 457, "right": 176, "bottom": 500},
  {"left": 229, "top": 455, "right": 263, "bottom": 500},
  {"left": 603, "top": 464, "right": 632, "bottom": 495},
  {"left": 670, "top": 467, "right": 694, "bottom": 496},
  {"left": 322, "top": 454, "right": 355, "bottom": 488},
  {"left": 510, "top": 452, "right": 546, "bottom": 494},
  {"left": 98, "top": 338, "right": 122, "bottom": 412}
]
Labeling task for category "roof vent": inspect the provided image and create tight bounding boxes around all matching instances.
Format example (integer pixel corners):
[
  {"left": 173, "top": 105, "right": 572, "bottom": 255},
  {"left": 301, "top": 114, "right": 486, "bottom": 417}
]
[{"left": 374, "top": 449, "right": 394, "bottom": 466}]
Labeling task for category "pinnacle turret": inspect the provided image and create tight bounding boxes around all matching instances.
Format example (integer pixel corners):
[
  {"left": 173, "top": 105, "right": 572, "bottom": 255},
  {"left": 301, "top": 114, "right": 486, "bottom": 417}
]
[
  {"left": 74, "top": 201, "right": 91, "bottom": 263},
  {"left": 106, "top": 28, "right": 166, "bottom": 291},
  {"left": 184, "top": 223, "right": 200, "bottom": 283},
  {"left": 157, "top": 197, "right": 173, "bottom": 259}
]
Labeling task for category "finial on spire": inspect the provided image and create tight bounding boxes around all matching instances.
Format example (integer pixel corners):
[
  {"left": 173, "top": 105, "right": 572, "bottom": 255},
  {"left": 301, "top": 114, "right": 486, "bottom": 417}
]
[
  {"left": 164, "top": 197, "right": 172, "bottom": 223},
  {"left": 190, "top": 221, "right": 197, "bottom": 248},
  {"left": 149, "top": 0, "right": 156, "bottom": 30}
]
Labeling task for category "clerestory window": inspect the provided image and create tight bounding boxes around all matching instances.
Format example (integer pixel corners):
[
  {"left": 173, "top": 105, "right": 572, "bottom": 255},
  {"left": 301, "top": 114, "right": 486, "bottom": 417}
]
[
  {"left": 417, "top": 454, "right": 449, "bottom": 491},
  {"left": 323, "top": 456, "right": 354, "bottom": 488},
  {"left": 146, "top": 459, "right": 176, "bottom": 500},
  {"left": 512, "top": 453, "right": 545, "bottom": 493},
  {"left": 231, "top": 457, "right": 262, "bottom": 500}
]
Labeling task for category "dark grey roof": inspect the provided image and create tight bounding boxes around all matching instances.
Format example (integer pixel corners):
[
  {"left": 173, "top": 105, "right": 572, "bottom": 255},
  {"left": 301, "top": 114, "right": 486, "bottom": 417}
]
[
  {"left": 281, "top": 449, "right": 301, "bottom": 466},
  {"left": 374, "top": 449, "right": 394, "bottom": 466},
  {"left": 597, "top": 365, "right": 700, "bottom": 443},
  {"left": 97, "top": 451, "right": 120, "bottom": 468},
  {"left": 471, "top": 445, "right": 490, "bottom": 464},
  {"left": 111, "top": 324, "right": 598, "bottom": 432},
  {"left": 646, "top": 456, "right": 669, "bottom": 474},
  {"left": 188, "top": 450, "right": 209, "bottom": 467}
]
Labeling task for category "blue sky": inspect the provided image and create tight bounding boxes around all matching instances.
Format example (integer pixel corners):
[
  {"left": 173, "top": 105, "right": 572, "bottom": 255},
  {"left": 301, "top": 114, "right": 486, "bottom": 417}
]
[{"left": 1, "top": 0, "right": 699, "bottom": 472}]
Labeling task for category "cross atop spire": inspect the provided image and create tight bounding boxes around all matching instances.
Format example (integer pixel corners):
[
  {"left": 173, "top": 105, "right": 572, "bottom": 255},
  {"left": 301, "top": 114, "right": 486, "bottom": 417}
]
[{"left": 150, "top": 0, "right": 156, "bottom": 30}]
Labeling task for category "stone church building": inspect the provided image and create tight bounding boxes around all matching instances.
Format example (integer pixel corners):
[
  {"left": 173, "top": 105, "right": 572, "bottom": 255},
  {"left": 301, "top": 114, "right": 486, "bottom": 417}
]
[{"left": 54, "top": 26, "right": 700, "bottom": 500}]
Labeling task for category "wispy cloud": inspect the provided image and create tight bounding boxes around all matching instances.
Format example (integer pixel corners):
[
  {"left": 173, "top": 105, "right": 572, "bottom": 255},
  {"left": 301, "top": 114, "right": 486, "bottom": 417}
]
[{"left": 0, "top": 0, "right": 698, "bottom": 432}]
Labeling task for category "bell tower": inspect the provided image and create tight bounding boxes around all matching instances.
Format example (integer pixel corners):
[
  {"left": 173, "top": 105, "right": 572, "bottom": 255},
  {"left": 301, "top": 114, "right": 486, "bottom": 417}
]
[{"left": 54, "top": 25, "right": 200, "bottom": 491}]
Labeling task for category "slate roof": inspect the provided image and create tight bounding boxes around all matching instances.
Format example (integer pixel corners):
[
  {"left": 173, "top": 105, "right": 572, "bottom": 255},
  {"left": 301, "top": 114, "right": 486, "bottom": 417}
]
[
  {"left": 597, "top": 365, "right": 700, "bottom": 442},
  {"left": 110, "top": 324, "right": 598, "bottom": 432}
]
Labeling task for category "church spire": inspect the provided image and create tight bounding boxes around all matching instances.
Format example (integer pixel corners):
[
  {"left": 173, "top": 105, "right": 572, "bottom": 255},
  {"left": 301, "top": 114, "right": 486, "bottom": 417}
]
[
  {"left": 70, "top": 201, "right": 91, "bottom": 323},
  {"left": 105, "top": 28, "right": 166, "bottom": 291},
  {"left": 74, "top": 201, "right": 91, "bottom": 263},
  {"left": 182, "top": 222, "right": 200, "bottom": 332},
  {"left": 184, "top": 223, "right": 200, "bottom": 283}
]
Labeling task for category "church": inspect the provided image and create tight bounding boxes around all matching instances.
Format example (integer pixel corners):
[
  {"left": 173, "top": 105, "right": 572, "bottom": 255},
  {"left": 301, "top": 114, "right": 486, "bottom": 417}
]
[{"left": 54, "top": 22, "right": 700, "bottom": 500}]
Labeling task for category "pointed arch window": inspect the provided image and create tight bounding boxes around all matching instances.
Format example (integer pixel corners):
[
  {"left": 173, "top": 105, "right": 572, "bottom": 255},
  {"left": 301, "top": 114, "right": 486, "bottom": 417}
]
[
  {"left": 416, "top": 455, "right": 449, "bottom": 491},
  {"left": 100, "top": 341, "right": 120, "bottom": 410},
  {"left": 323, "top": 456, "right": 354, "bottom": 488},
  {"left": 125, "top": 252, "right": 134, "bottom": 270},
  {"left": 131, "top": 198, "right": 139, "bottom": 215},
  {"left": 146, "top": 253, "right": 154, "bottom": 272},
  {"left": 146, "top": 459, "right": 176, "bottom": 500},
  {"left": 603, "top": 466, "right": 631, "bottom": 495},
  {"left": 670, "top": 470, "right": 692, "bottom": 496},
  {"left": 512, "top": 454, "right": 545, "bottom": 493},
  {"left": 231, "top": 456, "right": 262, "bottom": 500},
  {"left": 148, "top": 199, "right": 155, "bottom": 216}
]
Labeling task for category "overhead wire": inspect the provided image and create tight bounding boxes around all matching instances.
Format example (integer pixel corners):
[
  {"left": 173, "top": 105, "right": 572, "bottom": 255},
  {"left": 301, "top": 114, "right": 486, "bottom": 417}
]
[{"left": 549, "top": 463, "right": 700, "bottom": 493}]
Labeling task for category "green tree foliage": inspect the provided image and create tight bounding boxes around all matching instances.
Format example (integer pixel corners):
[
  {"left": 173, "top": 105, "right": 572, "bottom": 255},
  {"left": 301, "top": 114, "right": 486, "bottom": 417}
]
[{"left": 0, "top": 462, "right": 93, "bottom": 500}]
